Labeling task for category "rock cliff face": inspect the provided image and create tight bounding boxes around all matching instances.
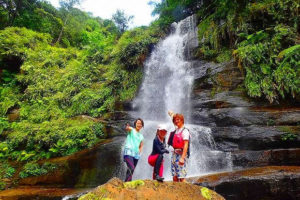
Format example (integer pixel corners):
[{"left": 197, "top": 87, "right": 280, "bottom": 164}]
[
  {"left": 190, "top": 58, "right": 300, "bottom": 199},
  {"left": 191, "top": 59, "right": 300, "bottom": 163}
]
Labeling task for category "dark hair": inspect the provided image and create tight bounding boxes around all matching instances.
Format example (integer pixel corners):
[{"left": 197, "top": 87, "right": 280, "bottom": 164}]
[
  {"left": 134, "top": 118, "right": 144, "bottom": 128},
  {"left": 172, "top": 113, "right": 184, "bottom": 124}
]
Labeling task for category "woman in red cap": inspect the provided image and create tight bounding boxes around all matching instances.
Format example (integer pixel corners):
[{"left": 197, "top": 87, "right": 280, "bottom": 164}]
[{"left": 148, "top": 124, "right": 169, "bottom": 182}]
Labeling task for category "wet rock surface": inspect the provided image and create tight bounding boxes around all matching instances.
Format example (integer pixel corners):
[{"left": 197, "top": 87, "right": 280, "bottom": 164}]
[
  {"left": 189, "top": 166, "right": 300, "bottom": 200},
  {"left": 191, "top": 59, "right": 300, "bottom": 160},
  {"left": 231, "top": 148, "right": 300, "bottom": 167},
  {"left": 189, "top": 59, "right": 300, "bottom": 200},
  {"left": 211, "top": 126, "right": 300, "bottom": 151},
  {"left": 78, "top": 178, "right": 225, "bottom": 200},
  {"left": 18, "top": 136, "right": 125, "bottom": 188}
]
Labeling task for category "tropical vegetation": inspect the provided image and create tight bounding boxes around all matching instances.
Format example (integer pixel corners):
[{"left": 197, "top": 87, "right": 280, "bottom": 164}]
[{"left": 0, "top": 0, "right": 299, "bottom": 188}]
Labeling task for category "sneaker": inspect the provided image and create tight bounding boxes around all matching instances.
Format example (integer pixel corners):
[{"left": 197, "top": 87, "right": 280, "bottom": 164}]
[{"left": 155, "top": 175, "right": 164, "bottom": 182}]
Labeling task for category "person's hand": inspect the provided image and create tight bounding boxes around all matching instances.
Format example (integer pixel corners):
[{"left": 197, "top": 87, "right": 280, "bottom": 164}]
[
  {"left": 125, "top": 123, "right": 131, "bottom": 131},
  {"left": 179, "top": 157, "right": 185, "bottom": 166},
  {"left": 168, "top": 110, "right": 174, "bottom": 117}
]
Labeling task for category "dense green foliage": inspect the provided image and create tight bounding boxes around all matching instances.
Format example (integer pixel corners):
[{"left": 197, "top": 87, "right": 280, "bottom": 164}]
[
  {"left": 197, "top": 0, "right": 299, "bottom": 102},
  {"left": 0, "top": 1, "right": 164, "bottom": 181},
  {"left": 0, "top": 27, "right": 161, "bottom": 161},
  {"left": 0, "top": 162, "right": 15, "bottom": 189},
  {"left": 19, "top": 162, "right": 57, "bottom": 178}
]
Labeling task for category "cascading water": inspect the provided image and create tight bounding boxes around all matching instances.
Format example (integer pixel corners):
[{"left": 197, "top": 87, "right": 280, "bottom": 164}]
[
  {"left": 133, "top": 20, "right": 195, "bottom": 121},
  {"left": 127, "top": 15, "right": 232, "bottom": 180}
]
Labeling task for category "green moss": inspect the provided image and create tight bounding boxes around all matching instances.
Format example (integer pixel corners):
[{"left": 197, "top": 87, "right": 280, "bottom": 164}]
[
  {"left": 123, "top": 180, "right": 145, "bottom": 189},
  {"left": 78, "top": 187, "right": 112, "bottom": 200},
  {"left": 78, "top": 193, "right": 101, "bottom": 200},
  {"left": 210, "top": 87, "right": 217, "bottom": 98},
  {"left": 281, "top": 133, "right": 297, "bottom": 141},
  {"left": 266, "top": 119, "right": 275, "bottom": 126},
  {"left": 154, "top": 180, "right": 159, "bottom": 187},
  {"left": 279, "top": 126, "right": 300, "bottom": 134},
  {"left": 201, "top": 187, "right": 212, "bottom": 200},
  {"left": 279, "top": 126, "right": 299, "bottom": 141}
]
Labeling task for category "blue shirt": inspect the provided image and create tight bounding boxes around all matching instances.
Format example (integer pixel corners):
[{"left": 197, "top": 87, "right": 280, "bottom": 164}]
[{"left": 124, "top": 128, "right": 144, "bottom": 159}]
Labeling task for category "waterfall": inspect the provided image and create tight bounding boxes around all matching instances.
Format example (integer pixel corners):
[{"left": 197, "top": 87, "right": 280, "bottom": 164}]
[
  {"left": 132, "top": 15, "right": 198, "bottom": 121},
  {"left": 126, "top": 15, "right": 232, "bottom": 181}
]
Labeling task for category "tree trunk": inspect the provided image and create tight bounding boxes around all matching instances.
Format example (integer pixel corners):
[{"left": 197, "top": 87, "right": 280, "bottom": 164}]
[{"left": 53, "top": 16, "right": 68, "bottom": 46}]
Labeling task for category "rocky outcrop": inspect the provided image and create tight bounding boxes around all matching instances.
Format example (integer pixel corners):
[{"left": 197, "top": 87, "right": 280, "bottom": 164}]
[
  {"left": 189, "top": 58, "right": 300, "bottom": 200},
  {"left": 191, "top": 59, "right": 300, "bottom": 168},
  {"left": 78, "top": 178, "right": 225, "bottom": 200},
  {"left": 189, "top": 166, "right": 300, "bottom": 200},
  {"left": 18, "top": 137, "right": 124, "bottom": 188}
]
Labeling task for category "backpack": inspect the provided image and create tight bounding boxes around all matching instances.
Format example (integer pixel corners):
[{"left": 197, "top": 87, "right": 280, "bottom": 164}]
[{"left": 167, "top": 127, "right": 190, "bottom": 158}]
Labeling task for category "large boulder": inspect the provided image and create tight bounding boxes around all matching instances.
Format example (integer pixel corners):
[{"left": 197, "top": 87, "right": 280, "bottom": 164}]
[
  {"left": 18, "top": 137, "right": 125, "bottom": 188},
  {"left": 78, "top": 178, "right": 225, "bottom": 200}
]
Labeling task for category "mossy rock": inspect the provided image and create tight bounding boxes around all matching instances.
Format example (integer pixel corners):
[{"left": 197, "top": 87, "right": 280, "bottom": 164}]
[
  {"left": 78, "top": 177, "right": 225, "bottom": 200},
  {"left": 123, "top": 180, "right": 145, "bottom": 189},
  {"left": 201, "top": 187, "right": 213, "bottom": 200},
  {"left": 78, "top": 193, "right": 101, "bottom": 200}
]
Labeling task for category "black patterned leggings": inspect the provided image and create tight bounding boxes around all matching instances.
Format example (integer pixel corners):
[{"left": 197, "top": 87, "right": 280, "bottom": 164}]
[{"left": 124, "top": 155, "right": 139, "bottom": 182}]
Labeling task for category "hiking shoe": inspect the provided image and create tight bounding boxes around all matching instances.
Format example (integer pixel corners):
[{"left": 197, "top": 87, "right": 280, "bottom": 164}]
[{"left": 155, "top": 175, "right": 164, "bottom": 182}]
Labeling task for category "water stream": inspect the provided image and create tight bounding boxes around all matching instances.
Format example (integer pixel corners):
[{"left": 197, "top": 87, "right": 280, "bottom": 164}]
[{"left": 128, "top": 15, "right": 232, "bottom": 181}]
